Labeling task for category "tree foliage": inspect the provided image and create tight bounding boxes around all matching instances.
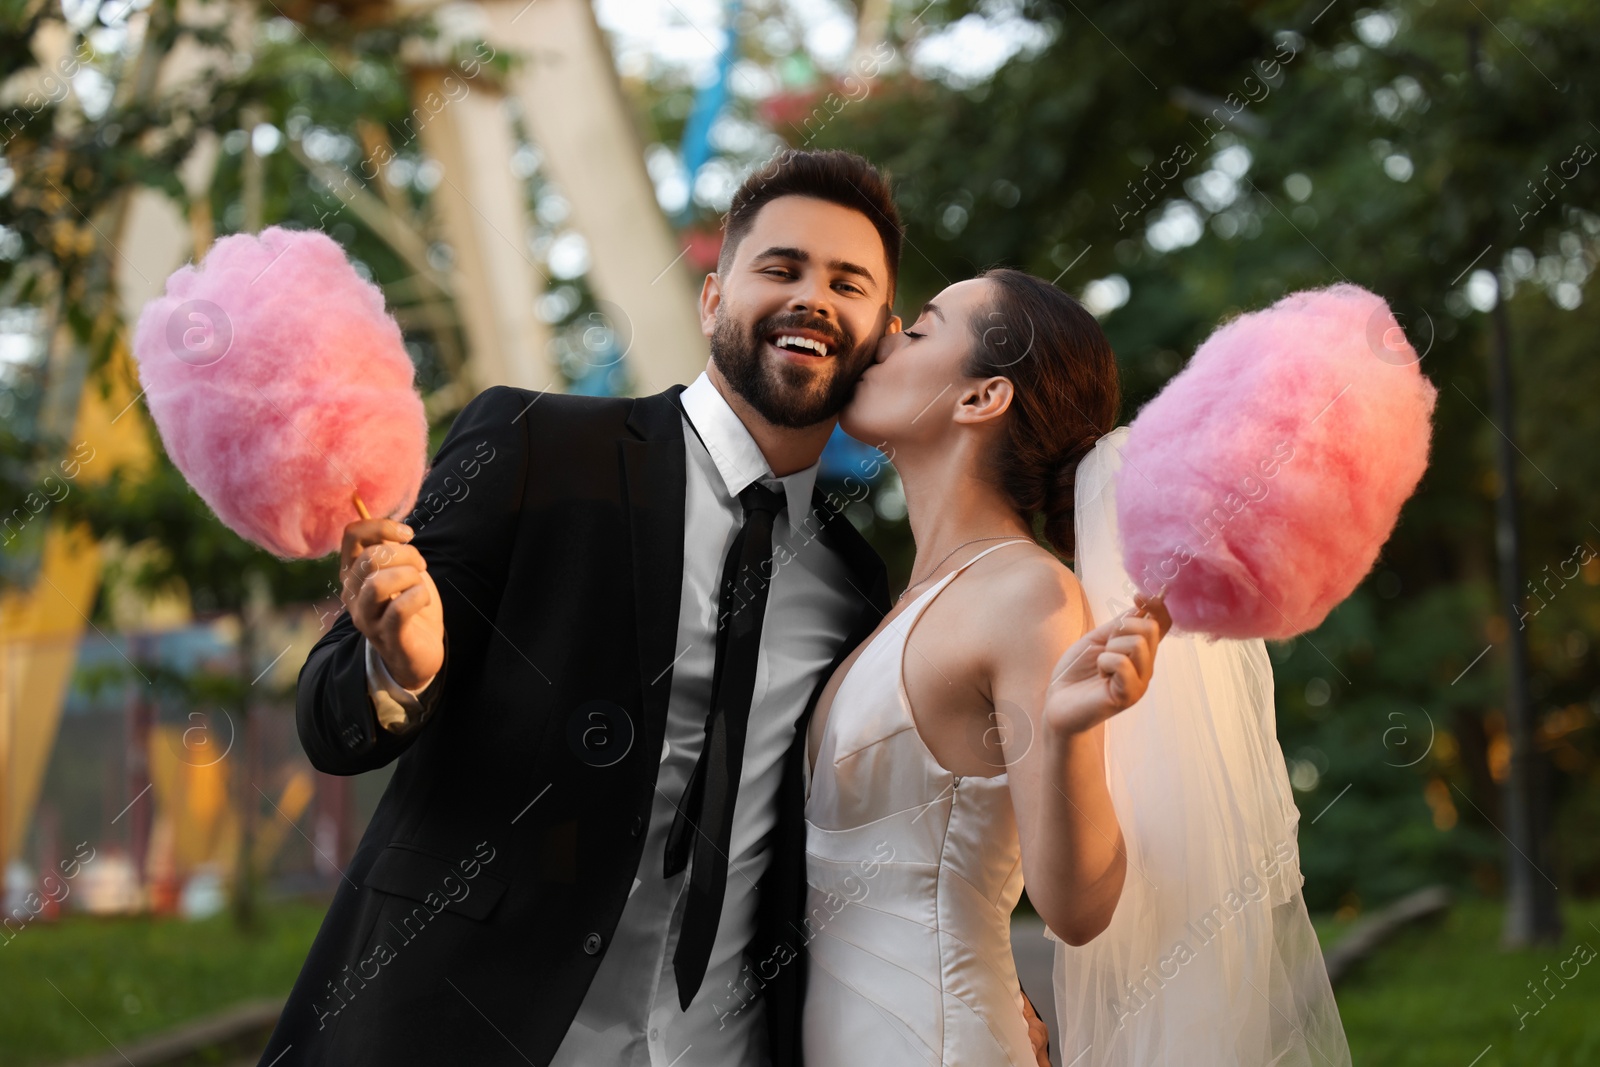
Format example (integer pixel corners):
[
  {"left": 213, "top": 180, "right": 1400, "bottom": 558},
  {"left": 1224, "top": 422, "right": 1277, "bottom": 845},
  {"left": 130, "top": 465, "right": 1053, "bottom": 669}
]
[{"left": 811, "top": 0, "right": 1600, "bottom": 908}]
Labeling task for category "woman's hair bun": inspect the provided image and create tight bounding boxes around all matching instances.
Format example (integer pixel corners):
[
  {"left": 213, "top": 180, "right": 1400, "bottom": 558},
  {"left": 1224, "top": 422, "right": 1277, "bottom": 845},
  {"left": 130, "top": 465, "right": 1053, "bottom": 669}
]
[{"left": 963, "top": 268, "right": 1121, "bottom": 558}]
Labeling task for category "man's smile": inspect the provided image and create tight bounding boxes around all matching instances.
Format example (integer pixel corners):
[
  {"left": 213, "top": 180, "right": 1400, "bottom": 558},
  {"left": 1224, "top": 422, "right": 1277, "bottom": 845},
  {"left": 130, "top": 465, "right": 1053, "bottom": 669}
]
[{"left": 766, "top": 326, "right": 837, "bottom": 362}]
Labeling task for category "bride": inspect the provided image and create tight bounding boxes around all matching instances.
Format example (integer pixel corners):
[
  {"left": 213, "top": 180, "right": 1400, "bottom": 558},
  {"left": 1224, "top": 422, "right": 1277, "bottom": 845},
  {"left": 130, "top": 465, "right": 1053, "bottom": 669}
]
[{"left": 801, "top": 268, "right": 1350, "bottom": 1066}]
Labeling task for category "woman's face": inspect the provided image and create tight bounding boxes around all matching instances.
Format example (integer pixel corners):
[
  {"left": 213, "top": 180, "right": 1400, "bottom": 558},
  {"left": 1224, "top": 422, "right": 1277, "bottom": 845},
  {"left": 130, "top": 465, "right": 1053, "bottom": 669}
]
[{"left": 840, "top": 277, "right": 996, "bottom": 451}]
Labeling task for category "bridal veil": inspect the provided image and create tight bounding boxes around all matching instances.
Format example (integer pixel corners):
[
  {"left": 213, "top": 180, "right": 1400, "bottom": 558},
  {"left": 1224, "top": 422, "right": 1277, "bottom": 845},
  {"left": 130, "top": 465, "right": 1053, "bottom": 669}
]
[{"left": 1047, "top": 425, "right": 1351, "bottom": 1066}]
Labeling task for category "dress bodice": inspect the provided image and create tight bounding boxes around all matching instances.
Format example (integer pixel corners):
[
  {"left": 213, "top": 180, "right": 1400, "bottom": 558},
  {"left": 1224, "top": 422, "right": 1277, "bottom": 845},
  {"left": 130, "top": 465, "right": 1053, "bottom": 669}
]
[{"left": 802, "top": 539, "right": 1035, "bottom": 1066}]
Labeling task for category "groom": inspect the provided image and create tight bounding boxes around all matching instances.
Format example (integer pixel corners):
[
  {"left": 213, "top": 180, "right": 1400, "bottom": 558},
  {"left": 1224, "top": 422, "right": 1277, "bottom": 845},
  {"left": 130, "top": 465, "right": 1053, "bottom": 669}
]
[{"left": 263, "top": 148, "right": 1047, "bottom": 1066}]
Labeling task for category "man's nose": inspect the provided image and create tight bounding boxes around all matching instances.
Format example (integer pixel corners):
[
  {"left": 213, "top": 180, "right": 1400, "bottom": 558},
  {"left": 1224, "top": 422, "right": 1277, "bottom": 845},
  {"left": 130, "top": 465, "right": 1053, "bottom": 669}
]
[{"left": 788, "top": 279, "right": 835, "bottom": 320}]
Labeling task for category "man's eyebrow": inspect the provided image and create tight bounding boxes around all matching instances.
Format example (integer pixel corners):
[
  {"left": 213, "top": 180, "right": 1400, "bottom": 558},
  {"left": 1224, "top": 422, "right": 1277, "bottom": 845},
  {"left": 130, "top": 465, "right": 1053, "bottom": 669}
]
[
  {"left": 832, "top": 260, "right": 878, "bottom": 288},
  {"left": 751, "top": 246, "right": 879, "bottom": 289},
  {"left": 753, "top": 246, "right": 808, "bottom": 263}
]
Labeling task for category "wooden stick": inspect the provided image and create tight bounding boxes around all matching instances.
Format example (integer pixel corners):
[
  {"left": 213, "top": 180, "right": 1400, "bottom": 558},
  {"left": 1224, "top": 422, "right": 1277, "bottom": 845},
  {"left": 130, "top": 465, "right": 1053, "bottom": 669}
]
[
  {"left": 351, "top": 490, "right": 372, "bottom": 521},
  {"left": 1129, "top": 585, "right": 1167, "bottom": 618}
]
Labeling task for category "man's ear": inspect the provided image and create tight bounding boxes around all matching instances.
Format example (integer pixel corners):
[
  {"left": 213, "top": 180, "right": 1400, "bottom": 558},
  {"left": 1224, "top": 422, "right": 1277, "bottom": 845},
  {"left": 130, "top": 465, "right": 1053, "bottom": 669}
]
[
  {"left": 698, "top": 273, "right": 722, "bottom": 338},
  {"left": 952, "top": 376, "right": 1015, "bottom": 425},
  {"left": 885, "top": 313, "right": 903, "bottom": 335}
]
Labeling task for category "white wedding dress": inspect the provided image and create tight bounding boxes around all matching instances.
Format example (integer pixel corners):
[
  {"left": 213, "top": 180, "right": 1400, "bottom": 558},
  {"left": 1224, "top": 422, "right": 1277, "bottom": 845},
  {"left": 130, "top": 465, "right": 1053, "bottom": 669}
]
[
  {"left": 802, "top": 539, "right": 1038, "bottom": 1067},
  {"left": 798, "top": 426, "right": 1351, "bottom": 1067}
]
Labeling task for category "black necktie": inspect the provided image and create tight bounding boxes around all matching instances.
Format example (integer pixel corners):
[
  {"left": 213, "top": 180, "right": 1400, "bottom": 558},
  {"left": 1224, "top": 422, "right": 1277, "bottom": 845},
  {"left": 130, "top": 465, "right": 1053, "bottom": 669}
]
[{"left": 663, "top": 479, "right": 787, "bottom": 1009}]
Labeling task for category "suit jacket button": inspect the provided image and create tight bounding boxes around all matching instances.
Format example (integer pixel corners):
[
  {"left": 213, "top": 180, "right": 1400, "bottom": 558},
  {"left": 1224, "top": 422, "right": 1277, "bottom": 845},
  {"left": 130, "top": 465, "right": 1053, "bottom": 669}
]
[
  {"left": 631, "top": 816, "right": 644, "bottom": 837},
  {"left": 583, "top": 932, "right": 603, "bottom": 955}
]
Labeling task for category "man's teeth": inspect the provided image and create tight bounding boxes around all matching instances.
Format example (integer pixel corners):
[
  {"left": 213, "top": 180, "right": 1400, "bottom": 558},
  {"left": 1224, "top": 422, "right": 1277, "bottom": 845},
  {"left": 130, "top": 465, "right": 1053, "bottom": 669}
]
[{"left": 774, "top": 334, "right": 829, "bottom": 357}]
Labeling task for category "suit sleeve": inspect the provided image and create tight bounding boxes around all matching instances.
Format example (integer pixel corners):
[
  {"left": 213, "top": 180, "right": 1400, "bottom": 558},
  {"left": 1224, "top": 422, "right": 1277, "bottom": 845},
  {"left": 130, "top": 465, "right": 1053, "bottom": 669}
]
[{"left": 295, "top": 385, "right": 530, "bottom": 775}]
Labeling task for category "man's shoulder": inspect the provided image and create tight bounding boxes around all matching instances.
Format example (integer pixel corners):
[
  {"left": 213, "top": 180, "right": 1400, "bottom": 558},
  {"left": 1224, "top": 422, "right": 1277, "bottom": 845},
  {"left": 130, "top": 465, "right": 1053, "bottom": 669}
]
[
  {"left": 468, "top": 384, "right": 629, "bottom": 422},
  {"left": 463, "top": 383, "right": 686, "bottom": 440},
  {"left": 796, "top": 489, "right": 890, "bottom": 611}
]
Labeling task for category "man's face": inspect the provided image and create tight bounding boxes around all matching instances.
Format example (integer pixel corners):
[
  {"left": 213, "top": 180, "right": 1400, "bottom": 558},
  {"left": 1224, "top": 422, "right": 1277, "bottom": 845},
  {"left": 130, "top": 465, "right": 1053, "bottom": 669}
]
[{"left": 699, "top": 195, "right": 897, "bottom": 428}]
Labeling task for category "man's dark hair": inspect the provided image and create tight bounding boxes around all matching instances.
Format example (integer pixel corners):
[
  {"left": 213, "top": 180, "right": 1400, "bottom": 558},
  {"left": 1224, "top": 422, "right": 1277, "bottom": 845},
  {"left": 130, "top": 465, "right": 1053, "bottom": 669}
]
[{"left": 719, "top": 149, "right": 903, "bottom": 298}]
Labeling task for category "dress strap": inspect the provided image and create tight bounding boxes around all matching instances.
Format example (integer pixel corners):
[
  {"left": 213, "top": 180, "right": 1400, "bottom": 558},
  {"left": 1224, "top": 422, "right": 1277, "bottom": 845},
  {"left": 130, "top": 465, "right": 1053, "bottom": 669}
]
[
  {"left": 909, "top": 536, "right": 1037, "bottom": 635},
  {"left": 895, "top": 538, "right": 1037, "bottom": 779},
  {"left": 934, "top": 538, "right": 1036, "bottom": 588}
]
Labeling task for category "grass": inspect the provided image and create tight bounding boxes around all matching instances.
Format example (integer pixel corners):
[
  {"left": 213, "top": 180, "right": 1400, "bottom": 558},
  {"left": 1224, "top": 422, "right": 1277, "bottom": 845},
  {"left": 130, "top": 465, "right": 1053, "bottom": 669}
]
[
  {"left": 1320, "top": 895, "right": 1600, "bottom": 1066},
  {"left": 1, "top": 894, "right": 1596, "bottom": 1065},
  {"left": 0, "top": 899, "right": 328, "bottom": 1067}
]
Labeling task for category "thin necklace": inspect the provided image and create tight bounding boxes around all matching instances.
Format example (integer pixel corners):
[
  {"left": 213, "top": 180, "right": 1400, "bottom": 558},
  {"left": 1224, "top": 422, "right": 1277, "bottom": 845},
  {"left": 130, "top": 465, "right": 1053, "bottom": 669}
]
[{"left": 898, "top": 535, "right": 1026, "bottom": 602}]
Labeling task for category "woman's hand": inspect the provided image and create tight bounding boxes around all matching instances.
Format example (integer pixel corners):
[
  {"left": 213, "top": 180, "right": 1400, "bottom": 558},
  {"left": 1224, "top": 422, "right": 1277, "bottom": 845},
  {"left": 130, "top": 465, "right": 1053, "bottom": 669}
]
[{"left": 1041, "top": 593, "right": 1172, "bottom": 737}]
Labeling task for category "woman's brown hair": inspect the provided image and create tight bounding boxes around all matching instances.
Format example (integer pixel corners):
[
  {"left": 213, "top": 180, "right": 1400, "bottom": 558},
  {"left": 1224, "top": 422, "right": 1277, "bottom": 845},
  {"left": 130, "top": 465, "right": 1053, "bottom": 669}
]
[{"left": 962, "top": 267, "right": 1121, "bottom": 559}]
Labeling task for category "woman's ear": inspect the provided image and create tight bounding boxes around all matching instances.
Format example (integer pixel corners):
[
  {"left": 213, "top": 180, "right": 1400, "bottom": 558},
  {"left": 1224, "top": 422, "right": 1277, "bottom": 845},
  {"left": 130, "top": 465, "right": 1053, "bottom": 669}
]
[{"left": 953, "top": 376, "right": 1014, "bottom": 425}]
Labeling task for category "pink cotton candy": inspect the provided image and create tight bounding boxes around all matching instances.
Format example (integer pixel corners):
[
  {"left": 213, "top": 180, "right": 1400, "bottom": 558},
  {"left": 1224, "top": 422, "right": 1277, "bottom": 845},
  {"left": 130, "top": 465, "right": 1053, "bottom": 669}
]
[
  {"left": 1117, "top": 283, "right": 1438, "bottom": 639},
  {"left": 131, "top": 226, "right": 428, "bottom": 559}
]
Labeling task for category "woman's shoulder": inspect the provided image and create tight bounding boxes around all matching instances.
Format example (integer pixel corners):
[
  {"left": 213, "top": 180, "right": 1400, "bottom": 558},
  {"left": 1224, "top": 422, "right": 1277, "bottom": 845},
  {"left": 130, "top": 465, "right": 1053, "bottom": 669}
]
[
  {"left": 964, "top": 542, "right": 1087, "bottom": 632},
  {"left": 959, "top": 546, "right": 1092, "bottom": 683}
]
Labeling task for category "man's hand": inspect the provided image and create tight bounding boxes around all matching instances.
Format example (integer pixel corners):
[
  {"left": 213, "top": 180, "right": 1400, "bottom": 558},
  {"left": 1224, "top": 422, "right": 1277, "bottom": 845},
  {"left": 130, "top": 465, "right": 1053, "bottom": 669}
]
[
  {"left": 1022, "top": 988, "right": 1050, "bottom": 1067},
  {"left": 340, "top": 518, "right": 444, "bottom": 691}
]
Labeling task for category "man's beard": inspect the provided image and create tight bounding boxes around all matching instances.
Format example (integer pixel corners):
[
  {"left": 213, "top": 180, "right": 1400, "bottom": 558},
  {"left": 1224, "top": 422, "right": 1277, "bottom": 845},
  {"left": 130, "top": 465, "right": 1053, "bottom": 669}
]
[{"left": 710, "top": 309, "right": 872, "bottom": 429}]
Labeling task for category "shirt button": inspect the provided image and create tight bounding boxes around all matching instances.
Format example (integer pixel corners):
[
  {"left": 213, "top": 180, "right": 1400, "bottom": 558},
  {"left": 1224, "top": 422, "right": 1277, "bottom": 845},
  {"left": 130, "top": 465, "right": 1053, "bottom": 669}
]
[
  {"left": 583, "top": 932, "right": 603, "bottom": 955},
  {"left": 631, "top": 815, "right": 644, "bottom": 837},
  {"left": 649, "top": 1028, "right": 659, "bottom": 1042}
]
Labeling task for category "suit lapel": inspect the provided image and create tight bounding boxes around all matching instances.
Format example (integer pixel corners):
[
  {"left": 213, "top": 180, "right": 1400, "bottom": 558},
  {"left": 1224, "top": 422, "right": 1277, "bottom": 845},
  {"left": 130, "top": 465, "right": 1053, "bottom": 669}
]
[
  {"left": 800, "top": 485, "right": 890, "bottom": 722},
  {"left": 620, "top": 386, "right": 689, "bottom": 760}
]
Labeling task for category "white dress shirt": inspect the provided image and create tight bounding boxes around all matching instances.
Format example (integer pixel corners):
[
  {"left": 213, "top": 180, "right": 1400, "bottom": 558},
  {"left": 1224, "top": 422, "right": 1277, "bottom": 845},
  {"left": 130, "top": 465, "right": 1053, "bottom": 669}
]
[{"left": 366, "top": 372, "right": 859, "bottom": 1066}]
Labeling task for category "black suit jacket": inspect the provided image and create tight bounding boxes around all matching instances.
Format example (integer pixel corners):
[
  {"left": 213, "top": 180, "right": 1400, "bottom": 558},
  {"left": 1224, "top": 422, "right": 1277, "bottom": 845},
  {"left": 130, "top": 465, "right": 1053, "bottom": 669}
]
[{"left": 261, "top": 383, "right": 890, "bottom": 1066}]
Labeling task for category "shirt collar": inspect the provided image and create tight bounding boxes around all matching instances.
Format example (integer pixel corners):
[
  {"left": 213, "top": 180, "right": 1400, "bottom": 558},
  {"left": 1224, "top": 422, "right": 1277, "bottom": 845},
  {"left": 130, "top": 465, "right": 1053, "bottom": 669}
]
[{"left": 679, "top": 371, "right": 819, "bottom": 534}]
